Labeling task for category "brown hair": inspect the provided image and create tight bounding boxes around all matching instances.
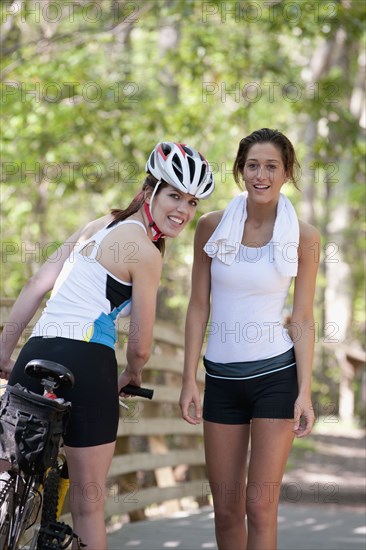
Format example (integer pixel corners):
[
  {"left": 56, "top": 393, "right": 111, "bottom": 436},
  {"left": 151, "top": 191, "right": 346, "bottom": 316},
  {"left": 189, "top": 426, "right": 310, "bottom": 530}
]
[
  {"left": 109, "top": 174, "right": 168, "bottom": 255},
  {"left": 233, "top": 128, "right": 301, "bottom": 190}
]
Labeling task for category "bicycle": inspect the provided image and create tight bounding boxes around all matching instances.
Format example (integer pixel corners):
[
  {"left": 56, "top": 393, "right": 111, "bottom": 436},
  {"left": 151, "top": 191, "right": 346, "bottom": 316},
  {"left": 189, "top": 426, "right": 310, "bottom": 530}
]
[
  {"left": 0, "top": 358, "right": 154, "bottom": 550},
  {"left": 0, "top": 358, "right": 81, "bottom": 550}
]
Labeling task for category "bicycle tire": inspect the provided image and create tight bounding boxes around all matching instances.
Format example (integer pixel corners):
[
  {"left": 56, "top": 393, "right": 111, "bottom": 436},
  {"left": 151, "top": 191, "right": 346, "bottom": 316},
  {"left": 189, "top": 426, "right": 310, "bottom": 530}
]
[
  {"left": 17, "top": 484, "right": 42, "bottom": 550},
  {"left": 0, "top": 471, "right": 15, "bottom": 549},
  {"left": 36, "top": 464, "right": 60, "bottom": 549},
  {"left": 0, "top": 471, "right": 41, "bottom": 550}
]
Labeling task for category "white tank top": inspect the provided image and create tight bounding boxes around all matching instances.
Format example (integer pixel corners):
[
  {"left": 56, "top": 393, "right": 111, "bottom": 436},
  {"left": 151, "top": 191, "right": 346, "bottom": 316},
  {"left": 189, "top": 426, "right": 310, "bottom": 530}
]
[
  {"left": 32, "top": 220, "right": 147, "bottom": 349},
  {"left": 205, "top": 240, "right": 294, "bottom": 363}
]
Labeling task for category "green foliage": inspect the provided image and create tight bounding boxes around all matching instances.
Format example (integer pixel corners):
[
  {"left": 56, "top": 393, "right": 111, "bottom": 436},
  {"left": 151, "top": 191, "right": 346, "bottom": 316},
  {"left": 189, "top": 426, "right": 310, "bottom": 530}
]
[{"left": 1, "top": 2, "right": 365, "bottom": 413}]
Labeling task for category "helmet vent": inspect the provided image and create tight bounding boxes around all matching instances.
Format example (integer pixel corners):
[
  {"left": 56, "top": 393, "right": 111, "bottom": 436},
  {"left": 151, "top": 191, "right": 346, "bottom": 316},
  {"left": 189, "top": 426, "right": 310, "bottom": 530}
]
[
  {"left": 161, "top": 143, "right": 172, "bottom": 155},
  {"left": 187, "top": 156, "right": 196, "bottom": 183},
  {"left": 172, "top": 154, "right": 184, "bottom": 182},
  {"left": 201, "top": 182, "right": 211, "bottom": 194},
  {"left": 199, "top": 163, "right": 207, "bottom": 183},
  {"left": 182, "top": 145, "right": 193, "bottom": 155}
]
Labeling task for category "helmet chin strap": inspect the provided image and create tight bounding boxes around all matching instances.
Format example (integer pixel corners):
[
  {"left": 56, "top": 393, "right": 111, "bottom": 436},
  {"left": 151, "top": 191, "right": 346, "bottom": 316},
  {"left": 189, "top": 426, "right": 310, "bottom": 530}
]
[{"left": 144, "top": 180, "right": 165, "bottom": 242}]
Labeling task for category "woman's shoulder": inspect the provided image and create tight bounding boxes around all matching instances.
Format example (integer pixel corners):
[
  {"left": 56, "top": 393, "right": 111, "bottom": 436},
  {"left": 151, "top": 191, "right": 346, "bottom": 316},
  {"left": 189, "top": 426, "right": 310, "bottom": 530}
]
[
  {"left": 79, "top": 214, "right": 114, "bottom": 240},
  {"left": 299, "top": 219, "right": 320, "bottom": 243},
  {"left": 102, "top": 217, "right": 162, "bottom": 278},
  {"left": 198, "top": 210, "right": 224, "bottom": 231},
  {"left": 106, "top": 218, "right": 160, "bottom": 257},
  {"left": 192, "top": 210, "right": 224, "bottom": 249},
  {"left": 194, "top": 210, "right": 224, "bottom": 243}
]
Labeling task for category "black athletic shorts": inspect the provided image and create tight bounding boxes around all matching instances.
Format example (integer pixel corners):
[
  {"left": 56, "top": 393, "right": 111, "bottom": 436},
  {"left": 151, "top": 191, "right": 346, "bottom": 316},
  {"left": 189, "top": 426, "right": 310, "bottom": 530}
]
[
  {"left": 203, "top": 355, "right": 298, "bottom": 424},
  {"left": 8, "top": 337, "right": 119, "bottom": 447}
]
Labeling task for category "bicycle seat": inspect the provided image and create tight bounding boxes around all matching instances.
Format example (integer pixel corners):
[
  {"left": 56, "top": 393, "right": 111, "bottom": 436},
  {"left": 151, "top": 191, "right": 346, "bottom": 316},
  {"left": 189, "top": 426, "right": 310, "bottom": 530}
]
[{"left": 25, "top": 359, "right": 75, "bottom": 389}]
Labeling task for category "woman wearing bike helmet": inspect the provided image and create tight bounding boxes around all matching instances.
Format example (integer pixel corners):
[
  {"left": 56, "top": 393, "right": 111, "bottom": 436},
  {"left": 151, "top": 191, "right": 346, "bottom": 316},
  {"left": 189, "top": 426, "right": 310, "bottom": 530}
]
[{"left": 0, "top": 142, "right": 214, "bottom": 549}]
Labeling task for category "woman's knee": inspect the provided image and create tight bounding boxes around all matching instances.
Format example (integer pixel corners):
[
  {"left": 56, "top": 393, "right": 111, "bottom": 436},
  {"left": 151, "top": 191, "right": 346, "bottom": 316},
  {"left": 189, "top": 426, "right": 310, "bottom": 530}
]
[
  {"left": 69, "top": 480, "right": 106, "bottom": 516},
  {"left": 246, "top": 497, "right": 278, "bottom": 530},
  {"left": 213, "top": 500, "right": 246, "bottom": 532}
]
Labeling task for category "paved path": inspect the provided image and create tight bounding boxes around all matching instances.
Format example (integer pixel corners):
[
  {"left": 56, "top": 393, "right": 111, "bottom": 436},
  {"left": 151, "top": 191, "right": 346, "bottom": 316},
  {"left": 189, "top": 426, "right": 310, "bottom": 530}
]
[
  {"left": 108, "top": 503, "right": 366, "bottom": 550},
  {"left": 107, "top": 425, "right": 365, "bottom": 549}
]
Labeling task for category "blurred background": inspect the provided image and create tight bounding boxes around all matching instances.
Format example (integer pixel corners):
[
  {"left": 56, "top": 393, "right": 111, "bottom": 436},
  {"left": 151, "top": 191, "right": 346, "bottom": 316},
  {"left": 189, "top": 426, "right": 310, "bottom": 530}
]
[{"left": 1, "top": 0, "right": 365, "bottom": 425}]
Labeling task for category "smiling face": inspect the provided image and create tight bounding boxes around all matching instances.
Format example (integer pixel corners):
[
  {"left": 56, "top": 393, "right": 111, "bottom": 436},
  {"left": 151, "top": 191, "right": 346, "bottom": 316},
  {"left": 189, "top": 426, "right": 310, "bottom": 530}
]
[
  {"left": 148, "top": 184, "right": 198, "bottom": 238},
  {"left": 242, "top": 142, "right": 288, "bottom": 204}
]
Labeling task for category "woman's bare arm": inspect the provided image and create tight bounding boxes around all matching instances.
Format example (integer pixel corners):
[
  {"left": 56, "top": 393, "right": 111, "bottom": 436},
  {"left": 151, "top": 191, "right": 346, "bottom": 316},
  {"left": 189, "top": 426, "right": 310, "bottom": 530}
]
[
  {"left": 290, "top": 220, "right": 321, "bottom": 437},
  {"left": 180, "top": 211, "right": 222, "bottom": 424}
]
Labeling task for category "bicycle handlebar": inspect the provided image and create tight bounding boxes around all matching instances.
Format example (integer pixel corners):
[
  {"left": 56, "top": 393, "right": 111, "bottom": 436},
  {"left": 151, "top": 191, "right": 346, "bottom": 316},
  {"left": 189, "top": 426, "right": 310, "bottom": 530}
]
[{"left": 119, "top": 384, "right": 154, "bottom": 400}]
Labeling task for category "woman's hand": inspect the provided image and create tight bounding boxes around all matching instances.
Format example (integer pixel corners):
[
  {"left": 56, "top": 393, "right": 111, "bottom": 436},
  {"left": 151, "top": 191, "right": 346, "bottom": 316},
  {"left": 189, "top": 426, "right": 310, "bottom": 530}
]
[
  {"left": 179, "top": 381, "right": 202, "bottom": 425},
  {"left": 0, "top": 357, "right": 15, "bottom": 381},
  {"left": 118, "top": 366, "right": 142, "bottom": 396},
  {"left": 293, "top": 395, "right": 315, "bottom": 438}
]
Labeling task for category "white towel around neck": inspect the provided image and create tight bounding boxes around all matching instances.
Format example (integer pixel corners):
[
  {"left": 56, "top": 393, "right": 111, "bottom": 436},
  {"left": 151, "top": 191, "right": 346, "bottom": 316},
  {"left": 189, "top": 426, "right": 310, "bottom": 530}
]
[{"left": 203, "top": 192, "right": 299, "bottom": 277}]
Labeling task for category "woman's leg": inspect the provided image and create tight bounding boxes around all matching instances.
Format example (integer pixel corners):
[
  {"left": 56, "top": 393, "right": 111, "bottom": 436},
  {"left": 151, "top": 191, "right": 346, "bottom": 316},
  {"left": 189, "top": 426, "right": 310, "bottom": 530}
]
[
  {"left": 204, "top": 421, "right": 250, "bottom": 550},
  {"left": 65, "top": 442, "right": 115, "bottom": 550},
  {"left": 246, "top": 418, "right": 294, "bottom": 550}
]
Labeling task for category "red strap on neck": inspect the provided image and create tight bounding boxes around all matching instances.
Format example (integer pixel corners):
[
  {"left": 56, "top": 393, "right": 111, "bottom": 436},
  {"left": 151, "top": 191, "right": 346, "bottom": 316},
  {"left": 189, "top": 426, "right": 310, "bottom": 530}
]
[{"left": 144, "top": 202, "right": 165, "bottom": 241}]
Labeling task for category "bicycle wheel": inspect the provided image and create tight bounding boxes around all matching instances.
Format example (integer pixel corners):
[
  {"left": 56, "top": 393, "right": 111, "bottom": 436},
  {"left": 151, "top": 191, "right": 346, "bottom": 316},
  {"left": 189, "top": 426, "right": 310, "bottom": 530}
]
[
  {"left": 35, "top": 461, "right": 79, "bottom": 550},
  {"left": 0, "top": 471, "right": 16, "bottom": 549},
  {"left": 37, "top": 464, "right": 60, "bottom": 544},
  {"left": 0, "top": 470, "right": 42, "bottom": 550},
  {"left": 18, "top": 478, "right": 43, "bottom": 549}
]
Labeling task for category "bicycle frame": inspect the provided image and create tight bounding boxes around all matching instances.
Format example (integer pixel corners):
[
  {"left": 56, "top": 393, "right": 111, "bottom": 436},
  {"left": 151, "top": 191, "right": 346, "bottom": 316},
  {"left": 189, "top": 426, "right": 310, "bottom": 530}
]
[
  {"left": 0, "top": 360, "right": 76, "bottom": 549},
  {"left": 0, "top": 362, "right": 154, "bottom": 549}
]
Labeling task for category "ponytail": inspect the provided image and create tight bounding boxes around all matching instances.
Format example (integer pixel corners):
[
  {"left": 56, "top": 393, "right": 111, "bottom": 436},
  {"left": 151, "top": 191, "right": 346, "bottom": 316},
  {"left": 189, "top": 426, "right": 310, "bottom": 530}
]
[{"left": 109, "top": 175, "right": 166, "bottom": 255}]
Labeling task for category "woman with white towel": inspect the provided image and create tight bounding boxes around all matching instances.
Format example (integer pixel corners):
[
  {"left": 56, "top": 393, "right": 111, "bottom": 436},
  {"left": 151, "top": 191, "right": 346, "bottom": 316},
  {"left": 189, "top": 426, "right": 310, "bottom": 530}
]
[{"left": 180, "top": 128, "right": 320, "bottom": 550}]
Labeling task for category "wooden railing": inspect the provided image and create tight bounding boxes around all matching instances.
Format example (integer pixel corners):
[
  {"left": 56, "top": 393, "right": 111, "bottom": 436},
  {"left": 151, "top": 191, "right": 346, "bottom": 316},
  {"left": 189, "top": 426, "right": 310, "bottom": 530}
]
[{"left": 0, "top": 298, "right": 208, "bottom": 521}]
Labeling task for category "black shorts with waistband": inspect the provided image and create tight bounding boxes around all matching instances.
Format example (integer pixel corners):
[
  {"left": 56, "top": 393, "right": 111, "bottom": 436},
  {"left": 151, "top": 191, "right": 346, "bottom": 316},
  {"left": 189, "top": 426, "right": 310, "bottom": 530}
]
[
  {"left": 9, "top": 336, "right": 119, "bottom": 447},
  {"left": 203, "top": 348, "right": 298, "bottom": 424}
]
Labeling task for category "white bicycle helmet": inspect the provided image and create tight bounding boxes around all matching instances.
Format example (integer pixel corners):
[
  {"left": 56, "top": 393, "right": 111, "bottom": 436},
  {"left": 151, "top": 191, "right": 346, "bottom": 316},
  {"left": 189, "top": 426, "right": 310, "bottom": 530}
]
[{"left": 145, "top": 142, "right": 214, "bottom": 199}]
